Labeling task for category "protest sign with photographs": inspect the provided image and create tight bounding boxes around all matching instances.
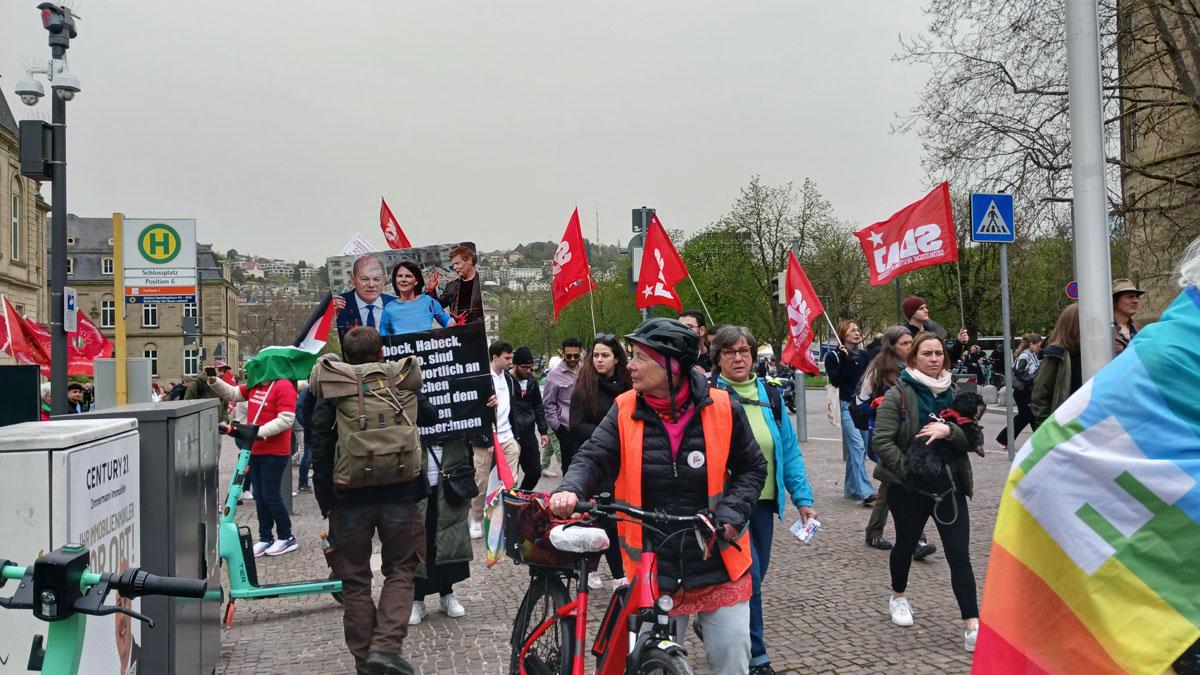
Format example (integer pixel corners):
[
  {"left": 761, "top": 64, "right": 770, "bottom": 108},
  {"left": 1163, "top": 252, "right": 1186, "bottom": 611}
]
[{"left": 327, "top": 243, "right": 493, "bottom": 442}]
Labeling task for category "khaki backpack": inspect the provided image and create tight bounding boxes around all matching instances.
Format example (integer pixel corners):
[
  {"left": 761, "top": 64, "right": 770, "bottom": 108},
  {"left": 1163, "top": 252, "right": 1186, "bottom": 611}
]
[{"left": 310, "top": 357, "right": 423, "bottom": 489}]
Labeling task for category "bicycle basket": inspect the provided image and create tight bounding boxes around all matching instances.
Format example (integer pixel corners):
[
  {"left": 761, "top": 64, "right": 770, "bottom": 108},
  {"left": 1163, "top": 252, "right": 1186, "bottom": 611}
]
[{"left": 502, "top": 491, "right": 598, "bottom": 570}]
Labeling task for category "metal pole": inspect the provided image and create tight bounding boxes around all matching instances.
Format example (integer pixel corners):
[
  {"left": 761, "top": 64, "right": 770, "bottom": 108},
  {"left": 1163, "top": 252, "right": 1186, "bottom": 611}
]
[
  {"left": 1065, "top": 0, "right": 1114, "bottom": 379},
  {"left": 49, "top": 45, "right": 68, "bottom": 416},
  {"left": 1000, "top": 244, "right": 1016, "bottom": 461},
  {"left": 113, "top": 213, "right": 127, "bottom": 405},
  {"left": 894, "top": 277, "right": 902, "bottom": 324},
  {"left": 793, "top": 367, "right": 807, "bottom": 442}
]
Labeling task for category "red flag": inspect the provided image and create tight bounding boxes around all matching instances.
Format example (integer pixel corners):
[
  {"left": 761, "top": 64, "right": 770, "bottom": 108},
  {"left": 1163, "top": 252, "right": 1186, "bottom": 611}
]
[
  {"left": 0, "top": 295, "right": 49, "bottom": 368},
  {"left": 853, "top": 182, "right": 958, "bottom": 286},
  {"left": 780, "top": 251, "right": 825, "bottom": 376},
  {"left": 635, "top": 213, "right": 688, "bottom": 312},
  {"left": 0, "top": 295, "right": 111, "bottom": 376},
  {"left": 379, "top": 197, "right": 412, "bottom": 249},
  {"left": 551, "top": 208, "right": 596, "bottom": 321}
]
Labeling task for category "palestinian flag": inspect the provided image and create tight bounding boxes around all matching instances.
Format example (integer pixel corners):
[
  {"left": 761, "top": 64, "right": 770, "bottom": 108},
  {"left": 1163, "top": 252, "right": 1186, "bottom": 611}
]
[{"left": 244, "top": 294, "right": 336, "bottom": 388}]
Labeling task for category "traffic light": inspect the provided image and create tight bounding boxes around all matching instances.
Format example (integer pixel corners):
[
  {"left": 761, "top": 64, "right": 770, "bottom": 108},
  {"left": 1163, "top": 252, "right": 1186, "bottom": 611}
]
[
  {"left": 38, "top": 3, "right": 77, "bottom": 46},
  {"left": 772, "top": 271, "right": 786, "bottom": 304}
]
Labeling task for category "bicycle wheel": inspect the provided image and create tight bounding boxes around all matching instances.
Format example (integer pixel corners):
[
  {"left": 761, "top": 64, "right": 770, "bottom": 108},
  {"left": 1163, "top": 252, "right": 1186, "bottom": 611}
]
[
  {"left": 509, "top": 571, "right": 575, "bottom": 675},
  {"left": 633, "top": 647, "right": 694, "bottom": 675}
]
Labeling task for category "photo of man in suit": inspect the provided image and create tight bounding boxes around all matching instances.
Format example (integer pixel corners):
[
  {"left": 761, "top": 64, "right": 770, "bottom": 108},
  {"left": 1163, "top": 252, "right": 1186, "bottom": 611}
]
[{"left": 333, "top": 254, "right": 396, "bottom": 339}]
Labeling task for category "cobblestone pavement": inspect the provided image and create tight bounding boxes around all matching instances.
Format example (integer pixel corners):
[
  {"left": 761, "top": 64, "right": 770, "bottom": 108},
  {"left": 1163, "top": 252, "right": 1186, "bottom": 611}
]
[{"left": 216, "top": 390, "right": 1029, "bottom": 674}]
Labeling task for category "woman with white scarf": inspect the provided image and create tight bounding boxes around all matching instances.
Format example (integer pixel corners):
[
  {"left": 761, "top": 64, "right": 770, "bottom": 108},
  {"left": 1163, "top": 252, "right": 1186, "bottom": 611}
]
[{"left": 870, "top": 332, "right": 980, "bottom": 654}]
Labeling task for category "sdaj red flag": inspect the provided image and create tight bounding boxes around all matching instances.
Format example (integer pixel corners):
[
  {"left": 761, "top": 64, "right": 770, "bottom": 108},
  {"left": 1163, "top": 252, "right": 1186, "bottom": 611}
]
[
  {"left": 780, "top": 251, "right": 825, "bottom": 376},
  {"left": 551, "top": 208, "right": 596, "bottom": 321},
  {"left": 635, "top": 214, "right": 688, "bottom": 312},
  {"left": 854, "top": 182, "right": 958, "bottom": 286},
  {"left": 379, "top": 197, "right": 412, "bottom": 249}
]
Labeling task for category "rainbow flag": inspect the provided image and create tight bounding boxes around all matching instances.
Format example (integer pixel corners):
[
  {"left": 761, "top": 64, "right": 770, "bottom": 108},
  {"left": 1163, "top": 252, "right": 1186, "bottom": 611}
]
[{"left": 974, "top": 287, "right": 1200, "bottom": 673}]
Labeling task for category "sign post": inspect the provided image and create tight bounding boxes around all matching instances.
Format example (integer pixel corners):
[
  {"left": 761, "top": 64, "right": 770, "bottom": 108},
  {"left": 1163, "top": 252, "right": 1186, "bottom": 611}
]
[
  {"left": 63, "top": 285, "right": 78, "bottom": 333},
  {"left": 971, "top": 193, "right": 1017, "bottom": 460},
  {"left": 122, "top": 219, "right": 198, "bottom": 305}
]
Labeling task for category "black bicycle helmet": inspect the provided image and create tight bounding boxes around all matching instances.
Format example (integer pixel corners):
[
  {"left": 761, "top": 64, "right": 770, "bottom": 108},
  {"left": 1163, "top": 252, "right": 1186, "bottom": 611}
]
[
  {"left": 626, "top": 318, "right": 699, "bottom": 421},
  {"left": 624, "top": 318, "right": 699, "bottom": 366}
]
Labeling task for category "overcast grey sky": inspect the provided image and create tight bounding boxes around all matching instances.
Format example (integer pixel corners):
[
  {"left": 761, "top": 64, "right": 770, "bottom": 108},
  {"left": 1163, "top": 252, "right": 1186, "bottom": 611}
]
[{"left": 2, "top": 2, "right": 932, "bottom": 262}]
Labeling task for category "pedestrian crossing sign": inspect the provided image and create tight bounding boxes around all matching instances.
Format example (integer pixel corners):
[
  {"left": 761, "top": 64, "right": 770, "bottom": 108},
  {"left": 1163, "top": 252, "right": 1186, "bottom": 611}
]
[{"left": 970, "top": 193, "right": 1015, "bottom": 243}]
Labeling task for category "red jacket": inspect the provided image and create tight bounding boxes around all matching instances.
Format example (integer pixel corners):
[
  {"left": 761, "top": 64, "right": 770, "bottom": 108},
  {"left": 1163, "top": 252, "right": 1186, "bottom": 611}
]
[{"left": 240, "top": 379, "right": 297, "bottom": 456}]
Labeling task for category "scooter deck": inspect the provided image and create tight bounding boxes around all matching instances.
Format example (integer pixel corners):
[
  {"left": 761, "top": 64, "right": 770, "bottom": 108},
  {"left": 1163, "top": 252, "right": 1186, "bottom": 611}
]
[{"left": 229, "top": 579, "right": 342, "bottom": 600}]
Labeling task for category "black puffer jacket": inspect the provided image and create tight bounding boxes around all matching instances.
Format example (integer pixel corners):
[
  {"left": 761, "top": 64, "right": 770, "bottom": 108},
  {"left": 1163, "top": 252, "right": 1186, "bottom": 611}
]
[
  {"left": 568, "top": 374, "right": 630, "bottom": 446},
  {"left": 556, "top": 369, "right": 766, "bottom": 593}
]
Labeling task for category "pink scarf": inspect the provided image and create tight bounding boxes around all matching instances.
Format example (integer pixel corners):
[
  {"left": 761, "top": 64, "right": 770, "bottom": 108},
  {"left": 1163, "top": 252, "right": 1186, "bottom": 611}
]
[{"left": 639, "top": 344, "right": 694, "bottom": 459}]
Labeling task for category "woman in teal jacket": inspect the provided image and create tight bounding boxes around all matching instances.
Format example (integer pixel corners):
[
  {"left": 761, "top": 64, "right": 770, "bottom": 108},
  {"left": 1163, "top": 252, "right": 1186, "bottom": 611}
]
[{"left": 710, "top": 325, "right": 816, "bottom": 675}]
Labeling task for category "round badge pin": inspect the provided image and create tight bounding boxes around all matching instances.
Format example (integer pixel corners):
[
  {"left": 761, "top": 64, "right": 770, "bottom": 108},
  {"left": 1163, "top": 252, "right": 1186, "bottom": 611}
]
[{"left": 687, "top": 450, "right": 705, "bottom": 469}]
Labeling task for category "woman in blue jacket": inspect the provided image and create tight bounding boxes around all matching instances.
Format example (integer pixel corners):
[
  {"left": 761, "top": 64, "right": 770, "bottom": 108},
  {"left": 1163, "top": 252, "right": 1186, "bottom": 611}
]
[
  {"left": 710, "top": 325, "right": 816, "bottom": 675},
  {"left": 379, "top": 261, "right": 455, "bottom": 336}
]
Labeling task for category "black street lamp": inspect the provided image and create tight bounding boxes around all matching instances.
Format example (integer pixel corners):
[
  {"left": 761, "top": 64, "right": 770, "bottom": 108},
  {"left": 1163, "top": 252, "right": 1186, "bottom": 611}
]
[{"left": 15, "top": 3, "right": 80, "bottom": 416}]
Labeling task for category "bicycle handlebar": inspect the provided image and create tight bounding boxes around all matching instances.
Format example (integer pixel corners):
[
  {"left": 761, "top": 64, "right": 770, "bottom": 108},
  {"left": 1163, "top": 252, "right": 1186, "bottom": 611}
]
[{"left": 573, "top": 500, "right": 706, "bottom": 526}]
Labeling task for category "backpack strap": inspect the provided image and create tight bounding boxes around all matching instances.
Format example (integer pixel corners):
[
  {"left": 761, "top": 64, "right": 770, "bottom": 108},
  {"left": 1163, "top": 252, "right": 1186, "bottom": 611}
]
[{"left": 356, "top": 369, "right": 369, "bottom": 431}]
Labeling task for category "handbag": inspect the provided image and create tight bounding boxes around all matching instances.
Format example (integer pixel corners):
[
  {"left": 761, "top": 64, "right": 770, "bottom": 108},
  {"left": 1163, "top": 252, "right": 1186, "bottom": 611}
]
[{"left": 430, "top": 447, "right": 479, "bottom": 507}]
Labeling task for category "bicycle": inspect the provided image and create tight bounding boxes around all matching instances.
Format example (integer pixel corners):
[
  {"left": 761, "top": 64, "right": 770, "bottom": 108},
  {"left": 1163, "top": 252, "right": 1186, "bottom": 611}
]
[
  {"left": 508, "top": 493, "right": 715, "bottom": 675},
  {"left": 0, "top": 543, "right": 208, "bottom": 675}
]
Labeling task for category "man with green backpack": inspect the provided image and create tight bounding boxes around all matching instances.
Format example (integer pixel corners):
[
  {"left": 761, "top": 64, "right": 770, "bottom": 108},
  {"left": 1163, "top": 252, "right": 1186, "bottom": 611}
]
[{"left": 309, "top": 326, "right": 428, "bottom": 675}]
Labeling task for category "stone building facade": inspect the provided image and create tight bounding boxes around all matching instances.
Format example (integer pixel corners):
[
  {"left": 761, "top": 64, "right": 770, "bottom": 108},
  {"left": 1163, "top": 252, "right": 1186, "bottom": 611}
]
[
  {"left": 66, "top": 215, "right": 240, "bottom": 385},
  {"left": 1119, "top": 2, "right": 1200, "bottom": 321},
  {"left": 0, "top": 89, "right": 51, "bottom": 364}
]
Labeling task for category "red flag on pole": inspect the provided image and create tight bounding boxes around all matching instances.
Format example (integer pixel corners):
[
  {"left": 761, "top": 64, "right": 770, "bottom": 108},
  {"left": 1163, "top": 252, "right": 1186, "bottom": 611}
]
[
  {"left": 379, "top": 197, "right": 412, "bottom": 249},
  {"left": 635, "top": 213, "right": 688, "bottom": 312},
  {"left": 0, "top": 296, "right": 110, "bottom": 376},
  {"left": 551, "top": 208, "right": 596, "bottom": 321},
  {"left": 853, "top": 182, "right": 958, "bottom": 286},
  {"left": 780, "top": 251, "right": 825, "bottom": 375}
]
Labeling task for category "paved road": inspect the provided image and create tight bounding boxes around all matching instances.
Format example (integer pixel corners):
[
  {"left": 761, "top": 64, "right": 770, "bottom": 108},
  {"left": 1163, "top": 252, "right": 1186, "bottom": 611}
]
[{"left": 216, "top": 389, "right": 1024, "bottom": 674}]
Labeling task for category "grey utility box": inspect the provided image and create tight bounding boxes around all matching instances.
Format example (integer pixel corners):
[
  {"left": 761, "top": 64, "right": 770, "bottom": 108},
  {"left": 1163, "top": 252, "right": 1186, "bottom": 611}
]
[
  {"left": 92, "top": 357, "right": 155, "bottom": 410},
  {"left": 72, "top": 400, "right": 222, "bottom": 675}
]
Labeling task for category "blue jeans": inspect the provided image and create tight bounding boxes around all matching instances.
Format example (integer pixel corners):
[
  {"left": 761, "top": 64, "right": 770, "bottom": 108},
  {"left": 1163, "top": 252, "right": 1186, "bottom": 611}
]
[
  {"left": 748, "top": 500, "right": 777, "bottom": 666},
  {"left": 298, "top": 431, "right": 312, "bottom": 489},
  {"left": 249, "top": 454, "right": 292, "bottom": 542},
  {"left": 840, "top": 400, "right": 874, "bottom": 500}
]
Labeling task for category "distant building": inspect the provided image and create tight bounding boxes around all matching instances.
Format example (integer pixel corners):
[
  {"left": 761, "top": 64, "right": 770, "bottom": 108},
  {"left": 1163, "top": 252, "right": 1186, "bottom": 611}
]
[
  {"left": 241, "top": 260, "right": 265, "bottom": 279},
  {"left": 66, "top": 214, "right": 240, "bottom": 384},
  {"left": 0, "top": 89, "right": 51, "bottom": 368},
  {"left": 526, "top": 280, "right": 551, "bottom": 293},
  {"left": 509, "top": 267, "right": 542, "bottom": 281},
  {"left": 261, "top": 260, "right": 293, "bottom": 279}
]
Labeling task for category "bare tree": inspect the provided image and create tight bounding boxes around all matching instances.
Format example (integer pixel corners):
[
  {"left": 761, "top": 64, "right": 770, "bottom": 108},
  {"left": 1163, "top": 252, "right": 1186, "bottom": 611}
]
[
  {"left": 895, "top": 0, "right": 1200, "bottom": 251},
  {"left": 238, "top": 290, "right": 316, "bottom": 355}
]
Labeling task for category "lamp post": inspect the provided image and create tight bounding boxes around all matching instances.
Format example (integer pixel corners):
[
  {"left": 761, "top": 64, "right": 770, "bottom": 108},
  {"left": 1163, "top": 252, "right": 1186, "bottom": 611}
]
[{"left": 14, "top": 3, "right": 80, "bottom": 416}]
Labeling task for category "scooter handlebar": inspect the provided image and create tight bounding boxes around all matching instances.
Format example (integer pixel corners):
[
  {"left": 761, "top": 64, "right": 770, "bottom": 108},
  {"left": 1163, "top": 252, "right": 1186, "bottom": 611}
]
[{"left": 115, "top": 569, "right": 207, "bottom": 599}]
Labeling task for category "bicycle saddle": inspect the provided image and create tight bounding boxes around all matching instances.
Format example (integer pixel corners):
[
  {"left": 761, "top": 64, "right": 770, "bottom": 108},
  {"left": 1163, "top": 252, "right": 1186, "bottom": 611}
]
[{"left": 549, "top": 524, "right": 610, "bottom": 554}]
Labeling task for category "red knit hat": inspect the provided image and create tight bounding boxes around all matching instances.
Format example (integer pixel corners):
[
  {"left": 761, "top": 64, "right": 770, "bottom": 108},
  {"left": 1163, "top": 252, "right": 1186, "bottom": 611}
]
[{"left": 901, "top": 296, "right": 927, "bottom": 320}]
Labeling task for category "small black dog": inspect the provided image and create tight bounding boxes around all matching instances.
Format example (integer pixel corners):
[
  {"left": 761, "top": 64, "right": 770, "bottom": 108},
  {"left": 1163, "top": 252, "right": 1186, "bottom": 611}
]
[{"left": 904, "top": 392, "right": 986, "bottom": 493}]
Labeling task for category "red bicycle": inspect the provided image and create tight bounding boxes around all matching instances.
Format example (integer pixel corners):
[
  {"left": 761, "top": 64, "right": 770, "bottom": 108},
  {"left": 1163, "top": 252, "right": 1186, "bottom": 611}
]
[{"left": 506, "top": 493, "right": 716, "bottom": 675}]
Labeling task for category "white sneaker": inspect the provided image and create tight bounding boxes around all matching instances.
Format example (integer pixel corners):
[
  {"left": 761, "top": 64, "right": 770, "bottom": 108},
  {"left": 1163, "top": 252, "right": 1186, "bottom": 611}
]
[
  {"left": 889, "top": 596, "right": 914, "bottom": 626},
  {"left": 964, "top": 627, "right": 978, "bottom": 652},
  {"left": 440, "top": 592, "right": 465, "bottom": 618},
  {"left": 264, "top": 536, "right": 298, "bottom": 556},
  {"left": 252, "top": 540, "right": 273, "bottom": 558},
  {"left": 469, "top": 520, "right": 483, "bottom": 540},
  {"left": 587, "top": 575, "right": 603, "bottom": 590},
  {"left": 409, "top": 600, "right": 426, "bottom": 625}
]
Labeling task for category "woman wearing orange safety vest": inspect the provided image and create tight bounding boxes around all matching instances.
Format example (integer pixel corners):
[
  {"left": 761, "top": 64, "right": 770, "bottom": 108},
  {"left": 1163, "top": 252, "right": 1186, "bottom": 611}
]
[{"left": 551, "top": 318, "right": 767, "bottom": 674}]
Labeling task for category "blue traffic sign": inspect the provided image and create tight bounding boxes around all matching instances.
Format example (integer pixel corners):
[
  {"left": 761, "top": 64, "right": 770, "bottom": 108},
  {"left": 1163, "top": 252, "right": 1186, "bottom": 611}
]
[{"left": 970, "top": 193, "right": 1015, "bottom": 243}]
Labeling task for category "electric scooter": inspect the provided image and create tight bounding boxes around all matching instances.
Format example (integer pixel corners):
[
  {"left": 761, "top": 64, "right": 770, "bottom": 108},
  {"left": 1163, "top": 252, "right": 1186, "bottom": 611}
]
[
  {"left": 217, "top": 420, "right": 342, "bottom": 626},
  {"left": 0, "top": 543, "right": 208, "bottom": 675}
]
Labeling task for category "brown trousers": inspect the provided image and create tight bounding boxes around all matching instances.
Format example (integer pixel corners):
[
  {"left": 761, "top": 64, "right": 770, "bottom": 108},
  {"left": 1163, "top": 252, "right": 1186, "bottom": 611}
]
[{"left": 328, "top": 501, "right": 426, "bottom": 674}]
